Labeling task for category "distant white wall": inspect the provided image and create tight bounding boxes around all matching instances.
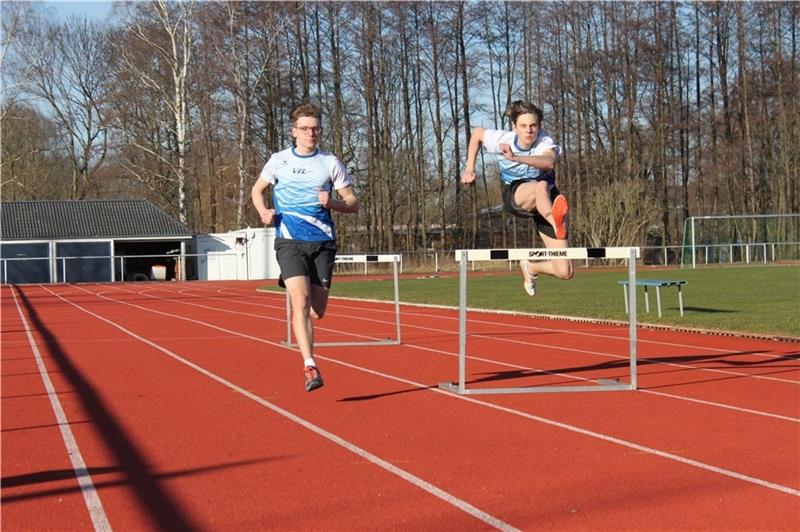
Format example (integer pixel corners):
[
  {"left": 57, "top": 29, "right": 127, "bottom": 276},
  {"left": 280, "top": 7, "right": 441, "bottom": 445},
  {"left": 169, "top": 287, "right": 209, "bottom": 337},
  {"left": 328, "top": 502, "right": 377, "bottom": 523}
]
[{"left": 196, "top": 227, "right": 278, "bottom": 280}]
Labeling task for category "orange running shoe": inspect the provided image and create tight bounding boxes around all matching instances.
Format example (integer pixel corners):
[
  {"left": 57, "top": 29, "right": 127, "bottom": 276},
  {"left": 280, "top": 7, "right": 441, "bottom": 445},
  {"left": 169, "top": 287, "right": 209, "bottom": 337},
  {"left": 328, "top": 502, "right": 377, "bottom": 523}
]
[
  {"left": 551, "top": 194, "right": 569, "bottom": 240},
  {"left": 304, "top": 366, "right": 324, "bottom": 392}
]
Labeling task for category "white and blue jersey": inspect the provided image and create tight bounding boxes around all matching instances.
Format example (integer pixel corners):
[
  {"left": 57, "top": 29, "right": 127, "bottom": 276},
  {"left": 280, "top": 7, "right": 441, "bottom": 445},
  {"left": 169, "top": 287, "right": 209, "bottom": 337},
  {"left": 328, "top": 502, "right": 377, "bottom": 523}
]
[
  {"left": 482, "top": 129, "right": 560, "bottom": 187},
  {"left": 259, "top": 147, "right": 353, "bottom": 242}
]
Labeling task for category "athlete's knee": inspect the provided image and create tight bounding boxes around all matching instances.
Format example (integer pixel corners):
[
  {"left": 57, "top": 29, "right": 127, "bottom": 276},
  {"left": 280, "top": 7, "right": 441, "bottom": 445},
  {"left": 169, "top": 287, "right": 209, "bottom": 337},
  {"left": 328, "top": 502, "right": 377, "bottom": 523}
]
[
  {"left": 516, "top": 195, "right": 537, "bottom": 212},
  {"left": 554, "top": 263, "right": 574, "bottom": 280},
  {"left": 310, "top": 298, "right": 328, "bottom": 320},
  {"left": 291, "top": 292, "right": 312, "bottom": 313},
  {"left": 309, "top": 286, "right": 330, "bottom": 320}
]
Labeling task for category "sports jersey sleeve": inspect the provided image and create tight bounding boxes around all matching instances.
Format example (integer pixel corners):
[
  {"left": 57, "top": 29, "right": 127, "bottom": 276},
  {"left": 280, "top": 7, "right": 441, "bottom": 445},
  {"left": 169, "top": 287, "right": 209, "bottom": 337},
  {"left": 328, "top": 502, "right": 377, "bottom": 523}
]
[
  {"left": 259, "top": 155, "right": 278, "bottom": 185},
  {"left": 481, "top": 129, "right": 511, "bottom": 154},
  {"left": 330, "top": 158, "right": 353, "bottom": 190},
  {"left": 533, "top": 133, "right": 561, "bottom": 159}
]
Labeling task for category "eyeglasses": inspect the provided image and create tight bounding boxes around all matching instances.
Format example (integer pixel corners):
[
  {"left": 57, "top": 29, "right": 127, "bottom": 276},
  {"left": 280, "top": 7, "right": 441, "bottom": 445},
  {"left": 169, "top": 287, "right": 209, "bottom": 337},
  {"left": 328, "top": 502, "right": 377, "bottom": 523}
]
[{"left": 294, "top": 126, "right": 321, "bottom": 134}]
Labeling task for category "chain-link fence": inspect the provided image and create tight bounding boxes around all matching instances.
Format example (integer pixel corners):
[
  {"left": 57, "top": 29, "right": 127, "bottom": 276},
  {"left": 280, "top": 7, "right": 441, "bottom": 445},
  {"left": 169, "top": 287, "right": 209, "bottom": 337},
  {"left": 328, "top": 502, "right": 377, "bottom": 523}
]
[{"left": 3, "top": 242, "right": 797, "bottom": 283}]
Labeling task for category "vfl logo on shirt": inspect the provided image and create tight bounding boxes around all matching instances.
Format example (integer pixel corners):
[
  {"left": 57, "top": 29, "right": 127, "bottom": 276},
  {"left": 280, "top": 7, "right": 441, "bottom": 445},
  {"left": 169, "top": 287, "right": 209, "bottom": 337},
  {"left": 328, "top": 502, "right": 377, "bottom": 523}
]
[{"left": 293, "top": 168, "right": 307, "bottom": 174}]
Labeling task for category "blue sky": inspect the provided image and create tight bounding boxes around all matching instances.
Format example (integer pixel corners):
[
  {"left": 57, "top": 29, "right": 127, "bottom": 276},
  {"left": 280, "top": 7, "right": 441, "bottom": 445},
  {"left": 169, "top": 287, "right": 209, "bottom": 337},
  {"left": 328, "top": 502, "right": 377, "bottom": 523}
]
[{"left": 47, "top": 0, "right": 113, "bottom": 21}]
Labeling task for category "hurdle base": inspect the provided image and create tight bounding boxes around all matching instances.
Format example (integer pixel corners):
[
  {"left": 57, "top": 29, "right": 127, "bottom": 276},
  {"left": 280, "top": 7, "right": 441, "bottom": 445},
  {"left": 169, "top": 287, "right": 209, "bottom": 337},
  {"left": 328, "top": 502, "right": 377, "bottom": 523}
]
[
  {"left": 281, "top": 339, "right": 401, "bottom": 348},
  {"left": 437, "top": 380, "right": 634, "bottom": 395}
]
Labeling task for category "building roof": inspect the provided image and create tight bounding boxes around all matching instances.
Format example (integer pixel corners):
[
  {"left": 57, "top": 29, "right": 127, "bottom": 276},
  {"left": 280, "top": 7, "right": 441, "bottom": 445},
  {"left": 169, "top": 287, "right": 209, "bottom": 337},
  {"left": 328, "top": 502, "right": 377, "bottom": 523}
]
[{"left": 0, "top": 200, "right": 193, "bottom": 241}]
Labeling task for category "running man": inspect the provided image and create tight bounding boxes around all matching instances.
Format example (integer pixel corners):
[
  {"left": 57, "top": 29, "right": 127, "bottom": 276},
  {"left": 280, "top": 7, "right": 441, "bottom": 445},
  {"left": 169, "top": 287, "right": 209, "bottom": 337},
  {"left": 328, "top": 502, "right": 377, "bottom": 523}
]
[
  {"left": 461, "top": 100, "right": 572, "bottom": 295},
  {"left": 251, "top": 102, "right": 359, "bottom": 391}
]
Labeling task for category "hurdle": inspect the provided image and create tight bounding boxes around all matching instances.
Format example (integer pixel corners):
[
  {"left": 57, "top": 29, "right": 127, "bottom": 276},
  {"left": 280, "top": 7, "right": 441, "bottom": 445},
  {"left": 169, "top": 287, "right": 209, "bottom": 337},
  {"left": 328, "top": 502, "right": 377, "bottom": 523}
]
[
  {"left": 282, "top": 253, "right": 402, "bottom": 347},
  {"left": 438, "top": 247, "right": 640, "bottom": 395}
]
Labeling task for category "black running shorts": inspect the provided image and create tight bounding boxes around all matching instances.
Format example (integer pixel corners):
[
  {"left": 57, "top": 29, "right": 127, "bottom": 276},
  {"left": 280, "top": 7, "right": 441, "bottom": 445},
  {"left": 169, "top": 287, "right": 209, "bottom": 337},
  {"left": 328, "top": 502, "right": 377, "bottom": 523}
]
[
  {"left": 274, "top": 239, "right": 337, "bottom": 289},
  {"left": 501, "top": 179, "right": 565, "bottom": 240}
]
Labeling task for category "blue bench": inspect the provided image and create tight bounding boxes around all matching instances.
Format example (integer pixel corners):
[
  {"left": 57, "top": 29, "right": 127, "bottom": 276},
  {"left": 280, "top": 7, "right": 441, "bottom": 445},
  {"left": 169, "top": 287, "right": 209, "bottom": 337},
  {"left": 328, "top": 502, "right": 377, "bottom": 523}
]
[{"left": 618, "top": 279, "right": 686, "bottom": 318}]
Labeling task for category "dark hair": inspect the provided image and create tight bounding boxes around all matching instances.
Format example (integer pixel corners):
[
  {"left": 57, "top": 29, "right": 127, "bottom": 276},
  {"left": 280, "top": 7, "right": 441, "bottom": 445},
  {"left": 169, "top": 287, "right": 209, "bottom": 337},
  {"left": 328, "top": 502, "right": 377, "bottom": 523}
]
[
  {"left": 289, "top": 102, "right": 322, "bottom": 125},
  {"left": 504, "top": 100, "right": 543, "bottom": 126}
]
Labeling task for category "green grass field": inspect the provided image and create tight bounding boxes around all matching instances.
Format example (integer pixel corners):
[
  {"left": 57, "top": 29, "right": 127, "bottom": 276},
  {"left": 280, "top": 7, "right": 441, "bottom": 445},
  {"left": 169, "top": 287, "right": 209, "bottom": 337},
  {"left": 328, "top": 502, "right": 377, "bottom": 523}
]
[{"left": 265, "top": 264, "right": 800, "bottom": 338}]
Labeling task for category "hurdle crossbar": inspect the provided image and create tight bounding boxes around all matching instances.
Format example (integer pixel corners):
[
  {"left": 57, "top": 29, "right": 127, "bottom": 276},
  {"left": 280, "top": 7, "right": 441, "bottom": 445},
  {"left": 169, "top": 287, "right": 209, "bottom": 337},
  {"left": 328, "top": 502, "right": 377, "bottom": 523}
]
[
  {"left": 282, "top": 253, "right": 402, "bottom": 348},
  {"left": 438, "top": 246, "right": 640, "bottom": 395}
]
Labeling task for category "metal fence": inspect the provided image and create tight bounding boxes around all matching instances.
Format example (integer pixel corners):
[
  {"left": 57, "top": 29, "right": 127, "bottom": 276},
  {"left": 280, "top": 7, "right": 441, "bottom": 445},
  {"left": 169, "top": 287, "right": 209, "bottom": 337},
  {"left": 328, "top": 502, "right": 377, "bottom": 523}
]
[
  {"left": 2, "top": 241, "right": 797, "bottom": 284},
  {"left": 681, "top": 241, "right": 800, "bottom": 268},
  {"left": 0, "top": 253, "right": 235, "bottom": 284}
]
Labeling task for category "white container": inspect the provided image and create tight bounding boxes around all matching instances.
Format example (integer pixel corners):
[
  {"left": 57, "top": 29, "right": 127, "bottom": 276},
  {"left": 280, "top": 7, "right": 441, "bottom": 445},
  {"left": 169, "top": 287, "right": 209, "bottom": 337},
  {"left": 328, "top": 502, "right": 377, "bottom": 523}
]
[
  {"left": 150, "top": 264, "right": 167, "bottom": 280},
  {"left": 195, "top": 227, "right": 277, "bottom": 280},
  {"left": 232, "top": 227, "right": 279, "bottom": 280}
]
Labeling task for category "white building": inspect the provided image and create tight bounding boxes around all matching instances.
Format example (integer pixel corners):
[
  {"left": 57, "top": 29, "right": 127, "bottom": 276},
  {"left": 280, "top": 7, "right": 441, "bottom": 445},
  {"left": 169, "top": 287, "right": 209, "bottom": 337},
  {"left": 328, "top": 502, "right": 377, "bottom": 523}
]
[
  {"left": 0, "top": 199, "right": 193, "bottom": 283},
  {"left": 195, "top": 227, "right": 278, "bottom": 280}
]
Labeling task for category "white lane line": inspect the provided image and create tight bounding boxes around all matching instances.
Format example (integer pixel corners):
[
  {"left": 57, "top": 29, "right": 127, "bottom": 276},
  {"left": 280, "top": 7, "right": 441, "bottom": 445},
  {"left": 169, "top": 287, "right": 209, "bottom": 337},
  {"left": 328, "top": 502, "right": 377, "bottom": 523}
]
[
  {"left": 212, "top": 284, "right": 800, "bottom": 359},
  {"left": 10, "top": 287, "right": 112, "bottom": 532},
  {"left": 41, "top": 285, "right": 518, "bottom": 532},
  {"left": 170, "top": 284, "right": 800, "bottom": 385},
  {"left": 325, "top": 355, "right": 800, "bottom": 500},
  {"left": 67, "top": 284, "right": 800, "bottom": 498},
  {"left": 121, "top": 283, "right": 800, "bottom": 422}
]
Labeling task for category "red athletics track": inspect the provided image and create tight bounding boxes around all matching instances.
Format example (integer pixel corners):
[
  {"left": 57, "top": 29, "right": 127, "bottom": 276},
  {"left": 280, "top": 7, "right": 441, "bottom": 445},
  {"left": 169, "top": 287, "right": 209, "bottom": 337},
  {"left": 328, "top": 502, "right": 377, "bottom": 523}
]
[{"left": 2, "top": 281, "right": 798, "bottom": 531}]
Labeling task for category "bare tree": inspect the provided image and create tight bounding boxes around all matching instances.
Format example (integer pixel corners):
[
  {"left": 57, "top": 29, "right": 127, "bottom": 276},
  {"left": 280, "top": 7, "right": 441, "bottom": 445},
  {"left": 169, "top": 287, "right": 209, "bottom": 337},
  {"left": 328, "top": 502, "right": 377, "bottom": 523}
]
[
  {"left": 1, "top": 1, "right": 34, "bottom": 121},
  {"left": 736, "top": 2, "right": 757, "bottom": 216},
  {"left": 1, "top": 103, "right": 67, "bottom": 200},
  {"left": 115, "top": 0, "right": 195, "bottom": 223},
  {"left": 424, "top": 3, "right": 448, "bottom": 250},
  {"left": 4, "top": 1, "right": 797, "bottom": 250},
  {"left": 215, "top": 2, "right": 283, "bottom": 227},
  {"left": 583, "top": 179, "right": 660, "bottom": 248},
  {"left": 455, "top": 2, "right": 477, "bottom": 247},
  {"left": 15, "top": 15, "right": 110, "bottom": 199}
]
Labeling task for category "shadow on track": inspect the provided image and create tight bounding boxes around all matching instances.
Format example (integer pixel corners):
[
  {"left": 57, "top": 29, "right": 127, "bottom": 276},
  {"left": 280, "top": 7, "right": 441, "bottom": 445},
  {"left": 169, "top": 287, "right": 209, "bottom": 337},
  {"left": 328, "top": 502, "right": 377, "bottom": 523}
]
[{"left": 15, "top": 286, "right": 201, "bottom": 530}]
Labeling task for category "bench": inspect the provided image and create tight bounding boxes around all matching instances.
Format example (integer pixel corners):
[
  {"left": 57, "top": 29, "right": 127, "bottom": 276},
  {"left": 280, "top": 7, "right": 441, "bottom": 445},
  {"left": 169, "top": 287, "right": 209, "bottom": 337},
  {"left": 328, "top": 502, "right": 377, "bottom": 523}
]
[{"left": 618, "top": 279, "right": 686, "bottom": 318}]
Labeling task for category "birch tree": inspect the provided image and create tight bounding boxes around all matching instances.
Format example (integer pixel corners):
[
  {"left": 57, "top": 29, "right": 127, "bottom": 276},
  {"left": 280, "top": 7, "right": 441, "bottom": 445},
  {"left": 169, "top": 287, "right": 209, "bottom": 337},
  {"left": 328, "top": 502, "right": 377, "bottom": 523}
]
[{"left": 115, "top": 0, "right": 195, "bottom": 223}]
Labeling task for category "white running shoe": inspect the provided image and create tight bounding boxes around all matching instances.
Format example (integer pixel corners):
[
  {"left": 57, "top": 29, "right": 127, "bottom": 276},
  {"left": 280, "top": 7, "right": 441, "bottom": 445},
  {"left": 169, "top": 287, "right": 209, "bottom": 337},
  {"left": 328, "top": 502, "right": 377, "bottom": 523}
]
[{"left": 520, "top": 260, "right": 537, "bottom": 296}]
